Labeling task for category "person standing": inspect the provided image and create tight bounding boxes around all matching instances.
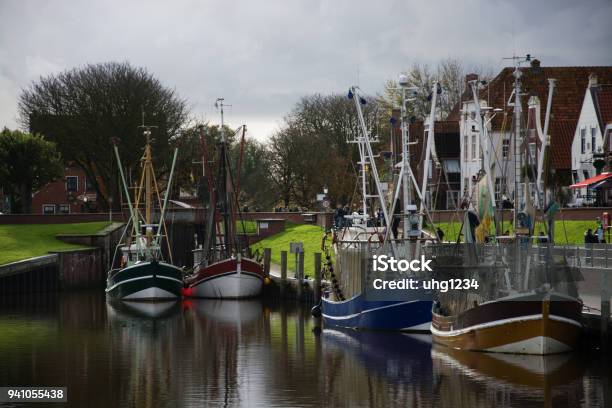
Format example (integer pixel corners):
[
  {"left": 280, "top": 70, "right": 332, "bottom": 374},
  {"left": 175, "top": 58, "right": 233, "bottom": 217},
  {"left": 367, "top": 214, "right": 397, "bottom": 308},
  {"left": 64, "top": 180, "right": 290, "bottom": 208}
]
[
  {"left": 596, "top": 224, "right": 604, "bottom": 243},
  {"left": 585, "top": 229, "right": 596, "bottom": 244}
]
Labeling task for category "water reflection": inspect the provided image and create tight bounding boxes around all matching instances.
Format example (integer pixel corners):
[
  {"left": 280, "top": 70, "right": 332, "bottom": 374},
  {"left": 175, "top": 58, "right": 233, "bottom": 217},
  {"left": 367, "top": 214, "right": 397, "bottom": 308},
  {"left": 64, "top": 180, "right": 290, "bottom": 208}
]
[{"left": 0, "top": 292, "right": 609, "bottom": 408}]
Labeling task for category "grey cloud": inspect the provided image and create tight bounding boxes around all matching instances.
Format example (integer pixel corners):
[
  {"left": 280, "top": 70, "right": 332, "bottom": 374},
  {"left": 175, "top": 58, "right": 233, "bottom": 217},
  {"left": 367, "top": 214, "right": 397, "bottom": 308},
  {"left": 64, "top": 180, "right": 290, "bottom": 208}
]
[{"left": 1, "top": 0, "right": 610, "bottom": 140}]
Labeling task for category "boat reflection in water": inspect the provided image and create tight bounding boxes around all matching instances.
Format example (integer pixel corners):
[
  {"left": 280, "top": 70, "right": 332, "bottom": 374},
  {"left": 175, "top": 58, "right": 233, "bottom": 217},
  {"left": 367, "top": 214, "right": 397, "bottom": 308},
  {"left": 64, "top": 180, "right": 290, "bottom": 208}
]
[
  {"left": 321, "top": 328, "right": 434, "bottom": 406},
  {"left": 2, "top": 292, "right": 609, "bottom": 407},
  {"left": 107, "top": 299, "right": 181, "bottom": 319},
  {"left": 431, "top": 345, "right": 589, "bottom": 407}
]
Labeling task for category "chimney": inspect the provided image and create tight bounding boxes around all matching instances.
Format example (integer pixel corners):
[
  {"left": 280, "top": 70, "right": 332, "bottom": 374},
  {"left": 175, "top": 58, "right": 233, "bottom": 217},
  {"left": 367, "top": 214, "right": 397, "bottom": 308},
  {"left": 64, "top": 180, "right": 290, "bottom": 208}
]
[
  {"left": 465, "top": 73, "right": 478, "bottom": 88},
  {"left": 589, "top": 73, "right": 599, "bottom": 88}
]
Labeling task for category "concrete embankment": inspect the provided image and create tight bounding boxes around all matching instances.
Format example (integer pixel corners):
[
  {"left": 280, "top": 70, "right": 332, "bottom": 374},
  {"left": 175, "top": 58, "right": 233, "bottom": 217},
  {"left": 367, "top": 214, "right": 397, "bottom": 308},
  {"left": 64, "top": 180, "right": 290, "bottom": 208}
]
[{"left": 0, "top": 222, "right": 124, "bottom": 294}]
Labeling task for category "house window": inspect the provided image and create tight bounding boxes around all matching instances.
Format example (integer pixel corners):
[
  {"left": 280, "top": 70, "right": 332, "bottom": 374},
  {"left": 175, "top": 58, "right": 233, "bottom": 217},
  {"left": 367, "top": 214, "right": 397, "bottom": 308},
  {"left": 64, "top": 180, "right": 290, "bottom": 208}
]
[
  {"left": 86, "top": 178, "right": 95, "bottom": 192},
  {"left": 446, "top": 190, "right": 459, "bottom": 209},
  {"left": 581, "top": 128, "right": 586, "bottom": 154},
  {"left": 43, "top": 204, "right": 55, "bottom": 214},
  {"left": 591, "top": 127, "right": 597, "bottom": 153},
  {"left": 528, "top": 143, "right": 537, "bottom": 164},
  {"left": 464, "top": 177, "right": 470, "bottom": 194},
  {"left": 502, "top": 138, "right": 510, "bottom": 158},
  {"left": 495, "top": 177, "right": 502, "bottom": 203},
  {"left": 463, "top": 135, "right": 468, "bottom": 161},
  {"left": 583, "top": 170, "right": 590, "bottom": 181},
  {"left": 471, "top": 134, "right": 477, "bottom": 160},
  {"left": 572, "top": 171, "right": 578, "bottom": 184},
  {"left": 424, "top": 191, "right": 432, "bottom": 210},
  {"left": 66, "top": 176, "right": 78, "bottom": 192},
  {"left": 58, "top": 204, "right": 70, "bottom": 214},
  {"left": 443, "top": 159, "right": 460, "bottom": 174}
]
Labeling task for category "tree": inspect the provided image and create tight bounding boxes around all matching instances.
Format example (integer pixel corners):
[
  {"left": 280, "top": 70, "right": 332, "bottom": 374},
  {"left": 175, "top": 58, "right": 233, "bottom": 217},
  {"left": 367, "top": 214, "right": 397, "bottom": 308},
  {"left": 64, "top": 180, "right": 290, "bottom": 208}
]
[
  {"left": 232, "top": 137, "right": 275, "bottom": 210},
  {"left": 268, "top": 93, "right": 386, "bottom": 209},
  {"left": 0, "top": 128, "right": 63, "bottom": 213},
  {"left": 172, "top": 122, "right": 275, "bottom": 211},
  {"left": 379, "top": 58, "right": 494, "bottom": 121},
  {"left": 18, "top": 62, "right": 188, "bottom": 210}
]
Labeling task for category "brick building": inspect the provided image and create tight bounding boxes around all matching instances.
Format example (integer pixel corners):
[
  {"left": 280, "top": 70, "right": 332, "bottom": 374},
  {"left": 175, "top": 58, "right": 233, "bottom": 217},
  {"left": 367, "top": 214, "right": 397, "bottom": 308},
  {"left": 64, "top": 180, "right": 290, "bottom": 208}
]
[{"left": 31, "top": 163, "right": 100, "bottom": 214}]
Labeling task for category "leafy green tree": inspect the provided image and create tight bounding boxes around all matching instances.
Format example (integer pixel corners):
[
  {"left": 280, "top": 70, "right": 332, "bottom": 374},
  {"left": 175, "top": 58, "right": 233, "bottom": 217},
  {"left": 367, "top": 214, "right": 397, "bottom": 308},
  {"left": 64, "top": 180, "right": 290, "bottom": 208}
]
[
  {"left": 269, "top": 93, "right": 386, "bottom": 209},
  {"left": 174, "top": 123, "right": 274, "bottom": 210},
  {"left": 0, "top": 128, "right": 63, "bottom": 213},
  {"left": 18, "top": 62, "right": 188, "bottom": 210}
]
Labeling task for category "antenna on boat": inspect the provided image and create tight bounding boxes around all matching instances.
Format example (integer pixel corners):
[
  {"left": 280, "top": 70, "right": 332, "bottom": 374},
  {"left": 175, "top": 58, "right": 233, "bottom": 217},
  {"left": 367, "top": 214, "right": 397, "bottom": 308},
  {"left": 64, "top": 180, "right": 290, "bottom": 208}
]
[{"left": 215, "top": 98, "right": 232, "bottom": 144}]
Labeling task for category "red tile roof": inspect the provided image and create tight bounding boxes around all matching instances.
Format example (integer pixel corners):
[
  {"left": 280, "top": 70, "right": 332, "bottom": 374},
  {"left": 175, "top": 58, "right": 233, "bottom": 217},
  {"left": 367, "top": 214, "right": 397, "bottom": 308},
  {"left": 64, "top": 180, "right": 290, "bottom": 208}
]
[
  {"left": 448, "top": 66, "right": 612, "bottom": 170},
  {"left": 549, "top": 119, "right": 577, "bottom": 170},
  {"left": 593, "top": 85, "right": 612, "bottom": 127}
]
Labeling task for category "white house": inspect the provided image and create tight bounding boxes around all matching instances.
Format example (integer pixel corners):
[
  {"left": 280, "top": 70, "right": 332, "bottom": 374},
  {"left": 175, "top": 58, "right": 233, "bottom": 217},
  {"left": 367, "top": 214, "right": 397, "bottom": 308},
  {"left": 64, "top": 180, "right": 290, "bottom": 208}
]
[
  {"left": 452, "top": 63, "right": 612, "bottom": 209},
  {"left": 570, "top": 74, "right": 612, "bottom": 205}
]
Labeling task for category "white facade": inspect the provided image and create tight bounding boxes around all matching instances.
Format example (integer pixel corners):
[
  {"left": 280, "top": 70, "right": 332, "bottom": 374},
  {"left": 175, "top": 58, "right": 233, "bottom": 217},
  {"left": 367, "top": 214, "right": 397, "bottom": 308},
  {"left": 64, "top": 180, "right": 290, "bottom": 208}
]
[
  {"left": 459, "top": 100, "right": 517, "bottom": 207},
  {"left": 571, "top": 80, "right": 605, "bottom": 200}
]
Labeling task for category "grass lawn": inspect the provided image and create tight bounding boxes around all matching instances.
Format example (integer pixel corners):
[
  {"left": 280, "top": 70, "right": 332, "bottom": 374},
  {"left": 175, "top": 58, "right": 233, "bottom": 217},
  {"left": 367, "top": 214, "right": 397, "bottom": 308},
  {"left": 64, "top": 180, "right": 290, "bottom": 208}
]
[
  {"left": 0, "top": 222, "right": 111, "bottom": 265},
  {"left": 251, "top": 222, "right": 329, "bottom": 278},
  {"left": 430, "top": 219, "right": 599, "bottom": 245},
  {"left": 237, "top": 220, "right": 257, "bottom": 234}
]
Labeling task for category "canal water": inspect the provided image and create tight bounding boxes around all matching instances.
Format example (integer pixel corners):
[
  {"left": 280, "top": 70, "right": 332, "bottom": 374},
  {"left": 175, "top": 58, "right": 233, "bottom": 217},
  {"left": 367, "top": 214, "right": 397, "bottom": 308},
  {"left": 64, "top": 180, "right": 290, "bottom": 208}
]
[{"left": 0, "top": 291, "right": 610, "bottom": 408}]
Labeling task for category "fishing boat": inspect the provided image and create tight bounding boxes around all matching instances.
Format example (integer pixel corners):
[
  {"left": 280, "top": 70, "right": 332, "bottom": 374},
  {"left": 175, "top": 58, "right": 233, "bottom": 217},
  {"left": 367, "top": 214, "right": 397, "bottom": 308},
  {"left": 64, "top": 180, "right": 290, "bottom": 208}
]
[
  {"left": 429, "top": 55, "right": 583, "bottom": 354},
  {"left": 319, "top": 79, "right": 441, "bottom": 331},
  {"left": 183, "top": 98, "right": 265, "bottom": 298},
  {"left": 106, "top": 126, "right": 183, "bottom": 300}
]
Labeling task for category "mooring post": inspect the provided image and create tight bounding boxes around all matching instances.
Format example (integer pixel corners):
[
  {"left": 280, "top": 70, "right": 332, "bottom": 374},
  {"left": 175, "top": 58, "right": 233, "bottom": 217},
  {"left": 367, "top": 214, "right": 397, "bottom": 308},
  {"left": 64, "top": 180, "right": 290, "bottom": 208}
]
[
  {"left": 602, "top": 247, "right": 610, "bottom": 351},
  {"left": 263, "top": 248, "right": 271, "bottom": 276},
  {"left": 297, "top": 251, "right": 305, "bottom": 301},
  {"left": 314, "top": 252, "right": 322, "bottom": 304},
  {"left": 280, "top": 250, "right": 288, "bottom": 297}
]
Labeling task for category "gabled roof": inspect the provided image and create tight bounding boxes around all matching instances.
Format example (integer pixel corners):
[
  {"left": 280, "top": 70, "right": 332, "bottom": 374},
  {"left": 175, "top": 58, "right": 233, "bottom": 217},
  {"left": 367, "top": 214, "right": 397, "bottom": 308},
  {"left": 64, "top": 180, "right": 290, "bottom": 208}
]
[
  {"left": 448, "top": 65, "right": 612, "bottom": 169},
  {"left": 592, "top": 84, "right": 612, "bottom": 129},
  {"left": 549, "top": 119, "right": 577, "bottom": 170}
]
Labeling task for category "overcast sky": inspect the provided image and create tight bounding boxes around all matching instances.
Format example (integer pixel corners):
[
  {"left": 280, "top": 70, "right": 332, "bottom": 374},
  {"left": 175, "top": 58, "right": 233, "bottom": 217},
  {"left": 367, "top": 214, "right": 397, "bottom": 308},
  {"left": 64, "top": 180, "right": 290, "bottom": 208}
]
[{"left": 1, "top": 0, "right": 611, "bottom": 140}]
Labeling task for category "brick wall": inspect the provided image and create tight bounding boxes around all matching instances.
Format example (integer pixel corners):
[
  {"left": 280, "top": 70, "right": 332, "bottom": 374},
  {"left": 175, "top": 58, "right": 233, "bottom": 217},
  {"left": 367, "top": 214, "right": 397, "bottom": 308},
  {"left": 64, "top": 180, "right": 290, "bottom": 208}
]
[
  {"left": 31, "top": 165, "right": 101, "bottom": 214},
  {"left": 0, "top": 213, "right": 120, "bottom": 225}
]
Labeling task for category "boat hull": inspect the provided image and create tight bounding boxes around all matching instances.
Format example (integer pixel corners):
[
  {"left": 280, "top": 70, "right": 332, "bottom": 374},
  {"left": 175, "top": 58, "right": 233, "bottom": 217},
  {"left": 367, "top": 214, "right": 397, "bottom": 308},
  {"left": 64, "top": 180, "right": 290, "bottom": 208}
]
[
  {"left": 431, "top": 294, "right": 582, "bottom": 354},
  {"left": 185, "top": 258, "right": 264, "bottom": 299},
  {"left": 322, "top": 294, "right": 433, "bottom": 331},
  {"left": 106, "top": 261, "right": 183, "bottom": 300}
]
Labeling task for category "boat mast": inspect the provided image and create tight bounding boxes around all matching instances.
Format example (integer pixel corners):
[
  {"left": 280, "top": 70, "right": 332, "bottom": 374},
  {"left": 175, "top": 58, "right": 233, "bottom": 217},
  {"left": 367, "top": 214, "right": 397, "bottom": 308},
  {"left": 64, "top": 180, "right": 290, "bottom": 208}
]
[
  {"left": 143, "top": 128, "right": 154, "bottom": 245},
  {"left": 418, "top": 81, "right": 440, "bottom": 237},
  {"left": 348, "top": 87, "right": 393, "bottom": 234},
  {"left": 216, "top": 97, "right": 233, "bottom": 257},
  {"left": 400, "top": 78, "right": 412, "bottom": 237},
  {"left": 504, "top": 55, "right": 530, "bottom": 230}
]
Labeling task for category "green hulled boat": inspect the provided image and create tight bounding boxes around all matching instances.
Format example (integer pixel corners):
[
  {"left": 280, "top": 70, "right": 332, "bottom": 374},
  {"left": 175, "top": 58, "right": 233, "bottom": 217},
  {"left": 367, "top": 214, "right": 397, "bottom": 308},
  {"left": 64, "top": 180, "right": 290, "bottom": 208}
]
[{"left": 106, "top": 127, "right": 182, "bottom": 300}]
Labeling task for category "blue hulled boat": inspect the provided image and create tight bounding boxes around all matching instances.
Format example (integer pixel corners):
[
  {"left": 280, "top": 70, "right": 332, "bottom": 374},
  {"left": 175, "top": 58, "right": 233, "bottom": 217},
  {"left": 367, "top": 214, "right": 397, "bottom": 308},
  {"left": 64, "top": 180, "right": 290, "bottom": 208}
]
[
  {"left": 322, "top": 294, "right": 432, "bottom": 331},
  {"left": 320, "top": 82, "right": 440, "bottom": 331}
]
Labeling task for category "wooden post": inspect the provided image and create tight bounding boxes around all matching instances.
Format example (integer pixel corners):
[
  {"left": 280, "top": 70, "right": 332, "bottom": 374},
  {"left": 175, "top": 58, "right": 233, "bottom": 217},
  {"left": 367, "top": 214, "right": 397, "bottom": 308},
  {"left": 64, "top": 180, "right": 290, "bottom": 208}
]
[
  {"left": 297, "top": 251, "right": 304, "bottom": 300},
  {"left": 263, "top": 248, "right": 271, "bottom": 276},
  {"left": 314, "top": 252, "right": 322, "bottom": 304},
  {"left": 280, "top": 250, "right": 287, "bottom": 297},
  {"left": 602, "top": 246, "right": 610, "bottom": 351}
]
